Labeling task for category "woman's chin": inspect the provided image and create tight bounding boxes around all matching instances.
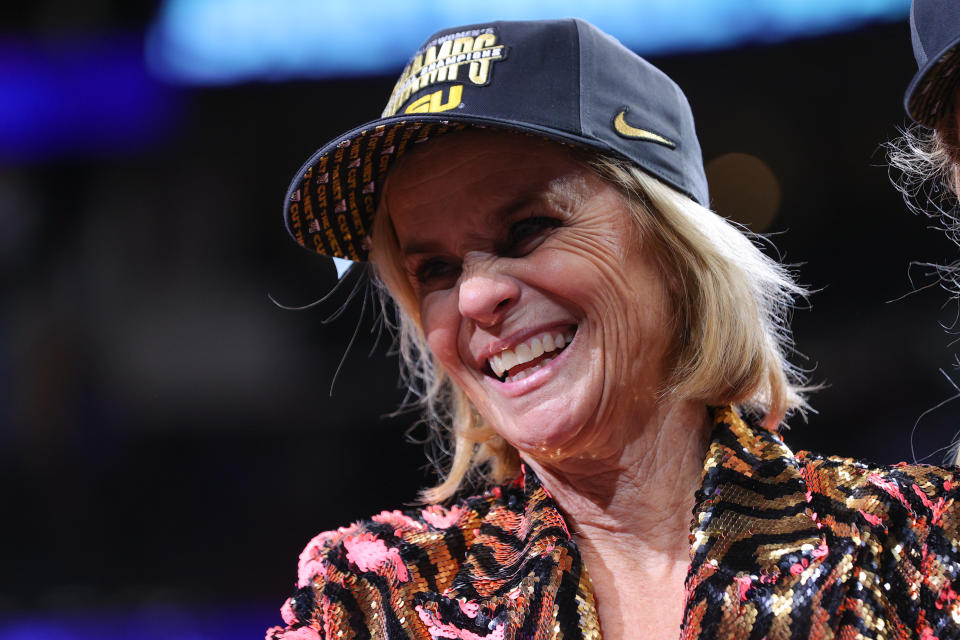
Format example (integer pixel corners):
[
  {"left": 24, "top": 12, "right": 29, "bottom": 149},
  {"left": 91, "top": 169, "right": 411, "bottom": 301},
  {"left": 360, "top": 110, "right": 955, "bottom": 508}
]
[{"left": 501, "top": 413, "right": 596, "bottom": 462}]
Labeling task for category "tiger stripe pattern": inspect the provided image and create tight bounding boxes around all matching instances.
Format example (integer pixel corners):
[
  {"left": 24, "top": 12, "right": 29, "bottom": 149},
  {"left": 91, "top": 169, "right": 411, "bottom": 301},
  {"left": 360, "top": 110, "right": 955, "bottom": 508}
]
[{"left": 268, "top": 407, "right": 960, "bottom": 640}]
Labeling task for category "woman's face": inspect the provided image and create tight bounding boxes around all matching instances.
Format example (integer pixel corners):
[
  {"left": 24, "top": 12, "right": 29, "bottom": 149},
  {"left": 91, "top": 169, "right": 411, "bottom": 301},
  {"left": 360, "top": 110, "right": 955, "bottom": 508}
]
[{"left": 382, "top": 131, "right": 676, "bottom": 463}]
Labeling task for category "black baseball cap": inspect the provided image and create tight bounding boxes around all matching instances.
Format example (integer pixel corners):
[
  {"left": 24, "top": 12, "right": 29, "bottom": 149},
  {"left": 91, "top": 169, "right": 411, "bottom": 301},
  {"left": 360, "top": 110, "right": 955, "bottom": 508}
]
[
  {"left": 284, "top": 18, "right": 708, "bottom": 261},
  {"left": 905, "top": 0, "right": 960, "bottom": 126}
]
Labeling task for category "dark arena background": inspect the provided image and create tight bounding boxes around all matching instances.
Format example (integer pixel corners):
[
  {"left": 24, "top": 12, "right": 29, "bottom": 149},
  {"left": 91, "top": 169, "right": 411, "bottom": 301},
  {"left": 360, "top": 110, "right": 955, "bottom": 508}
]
[{"left": 3, "top": 1, "right": 960, "bottom": 638}]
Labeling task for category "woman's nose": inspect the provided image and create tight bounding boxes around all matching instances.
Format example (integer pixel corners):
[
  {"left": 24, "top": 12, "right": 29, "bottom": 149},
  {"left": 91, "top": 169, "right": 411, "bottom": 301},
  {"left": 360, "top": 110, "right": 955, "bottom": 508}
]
[{"left": 458, "top": 270, "right": 520, "bottom": 327}]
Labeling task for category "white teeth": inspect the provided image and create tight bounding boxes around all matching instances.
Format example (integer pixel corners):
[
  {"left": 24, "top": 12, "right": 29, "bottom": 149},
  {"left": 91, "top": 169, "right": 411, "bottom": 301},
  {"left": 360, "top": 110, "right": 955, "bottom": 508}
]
[
  {"left": 530, "top": 338, "right": 544, "bottom": 358},
  {"left": 488, "top": 328, "right": 577, "bottom": 381},
  {"left": 490, "top": 354, "right": 504, "bottom": 378},
  {"left": 515, "top": 343, "right": 532, "bottom": 363},
  {"left": 500, "top": 350, "right": 518, "bottom": 373}
]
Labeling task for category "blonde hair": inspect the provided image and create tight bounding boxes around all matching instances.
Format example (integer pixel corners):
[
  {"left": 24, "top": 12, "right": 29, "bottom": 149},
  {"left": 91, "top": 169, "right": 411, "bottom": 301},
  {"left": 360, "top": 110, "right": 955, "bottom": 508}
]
[{"left": 370, "top": 149, "right": 809, "bottom": 503}]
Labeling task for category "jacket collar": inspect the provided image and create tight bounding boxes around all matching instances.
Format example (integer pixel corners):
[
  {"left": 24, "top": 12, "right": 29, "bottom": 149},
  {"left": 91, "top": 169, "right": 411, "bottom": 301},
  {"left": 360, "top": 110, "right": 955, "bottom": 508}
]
[
  {"left": 689, "top": 407, "right": 822, "bottom": 579},
  {"left": 428, "top": 407, "right": 823, "bottom": 640},
  {"left": 454, "top": 406, "right": 824, "bottom": 586}
]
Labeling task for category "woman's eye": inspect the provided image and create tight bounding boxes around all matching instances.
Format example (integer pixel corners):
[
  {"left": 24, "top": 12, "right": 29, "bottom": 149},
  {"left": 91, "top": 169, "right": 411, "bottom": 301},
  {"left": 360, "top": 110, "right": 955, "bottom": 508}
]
[
  {"left": 504, "top": 216, "right": 561, "bottom": 256},
  {"left": 415, "top": 258, "right": 460, "bottom": 286}
]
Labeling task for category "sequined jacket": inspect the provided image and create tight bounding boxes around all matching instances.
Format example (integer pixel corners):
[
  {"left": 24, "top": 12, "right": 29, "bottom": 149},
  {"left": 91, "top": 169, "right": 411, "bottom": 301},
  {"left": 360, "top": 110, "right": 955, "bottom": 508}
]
[{"left": 267, "top": 408, "right": 960, "bottom": 640}]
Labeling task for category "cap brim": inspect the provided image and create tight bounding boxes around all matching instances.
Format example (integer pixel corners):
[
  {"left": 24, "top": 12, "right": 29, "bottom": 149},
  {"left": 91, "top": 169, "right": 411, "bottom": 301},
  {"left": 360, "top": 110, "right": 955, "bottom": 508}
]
[
  {"left": 283, "top": 113, "right": 620, "bottom": 261},
  {"left": 906, "top": 35, "right": 960, "bottom": 126}
]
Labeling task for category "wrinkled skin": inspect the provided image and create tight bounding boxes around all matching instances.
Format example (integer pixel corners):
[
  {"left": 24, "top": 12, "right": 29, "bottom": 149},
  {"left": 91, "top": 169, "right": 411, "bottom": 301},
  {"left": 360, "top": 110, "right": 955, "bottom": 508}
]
[{"left": 382, "top": 131, "right": 677, "bottom": 468}]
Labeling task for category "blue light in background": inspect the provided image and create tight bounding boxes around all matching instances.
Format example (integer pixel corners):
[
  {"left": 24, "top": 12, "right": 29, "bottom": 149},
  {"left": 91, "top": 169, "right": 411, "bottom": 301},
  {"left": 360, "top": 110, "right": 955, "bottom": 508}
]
[
  {"left": 146, "top": 0, "right": 910, "bottom": 85},
  {"left": 0, "top": 35, "right": 180, "bottom": 163},
  {"left": 0, "top": 605, "right": 276, "bottom": 640}
]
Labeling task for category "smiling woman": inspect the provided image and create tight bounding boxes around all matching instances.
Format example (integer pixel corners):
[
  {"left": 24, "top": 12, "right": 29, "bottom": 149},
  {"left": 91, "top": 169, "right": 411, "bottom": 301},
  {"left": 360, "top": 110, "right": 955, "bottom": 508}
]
[
  {"left": 370, "top": 131, "right": 804, "bottom": 504},
  {"left": 383, "top": 132, "right": 686, "bottom": 493},
  {"left": 270, "top": 18, "right": 960, "bottom": 640}
]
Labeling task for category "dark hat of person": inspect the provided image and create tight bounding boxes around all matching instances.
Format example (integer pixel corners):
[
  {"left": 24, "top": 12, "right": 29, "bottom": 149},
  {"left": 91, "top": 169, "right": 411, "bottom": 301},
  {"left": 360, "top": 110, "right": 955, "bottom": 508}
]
[
  {"left": 905, "top": 0, "right": 960, "bottom": 126},
  {"left": 284, "top": 18, "right": 708, "bottom": 261}
]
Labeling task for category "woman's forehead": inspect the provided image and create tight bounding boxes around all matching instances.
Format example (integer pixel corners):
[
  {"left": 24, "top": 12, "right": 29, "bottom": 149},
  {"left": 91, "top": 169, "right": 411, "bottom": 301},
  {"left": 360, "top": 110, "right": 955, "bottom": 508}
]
[{"left": 387, "top": 131, "right": 588, "bottom": 213}]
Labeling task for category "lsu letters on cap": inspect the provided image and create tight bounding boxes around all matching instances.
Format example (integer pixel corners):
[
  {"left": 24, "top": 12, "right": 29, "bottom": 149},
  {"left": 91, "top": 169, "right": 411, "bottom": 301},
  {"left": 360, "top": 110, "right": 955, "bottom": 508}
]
[{"left": 284, "top": 18, "right": 708, "bottom": 261}]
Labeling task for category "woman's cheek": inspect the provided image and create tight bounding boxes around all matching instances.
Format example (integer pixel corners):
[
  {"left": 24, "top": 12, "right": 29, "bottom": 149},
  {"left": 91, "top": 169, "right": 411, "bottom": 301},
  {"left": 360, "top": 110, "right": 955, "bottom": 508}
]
[
  {"left": 424, "top": 325, "right": 460, "bottom": 367},
  {"left": 420, "top": 295, "right": 463, "bottom": 368}
]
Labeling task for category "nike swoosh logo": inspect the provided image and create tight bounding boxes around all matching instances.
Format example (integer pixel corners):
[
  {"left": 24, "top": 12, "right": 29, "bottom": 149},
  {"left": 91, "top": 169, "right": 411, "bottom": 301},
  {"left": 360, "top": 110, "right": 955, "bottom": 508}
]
[{"left": 613, "top": 110, "right": 676, "bottom": 148}]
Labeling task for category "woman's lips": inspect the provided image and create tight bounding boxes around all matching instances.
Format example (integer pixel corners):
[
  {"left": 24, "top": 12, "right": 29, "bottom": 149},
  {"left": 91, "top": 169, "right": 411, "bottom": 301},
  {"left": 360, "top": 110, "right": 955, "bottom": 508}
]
[{"left": 488, "top": 326, "right": 577, "bottom": 382}]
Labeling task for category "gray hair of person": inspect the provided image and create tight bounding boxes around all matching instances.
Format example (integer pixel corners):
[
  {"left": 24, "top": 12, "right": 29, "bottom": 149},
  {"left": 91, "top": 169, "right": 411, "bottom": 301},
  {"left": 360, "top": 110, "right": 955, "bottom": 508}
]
[
  {"left": 369, "top": 148, "right": 811, "bottom": 503},
  {"left": 887, "top": 120, "right": 960, "bottom": 254},
  {"left": 887, "top": 117, "right": 960, "bottom": 467}
]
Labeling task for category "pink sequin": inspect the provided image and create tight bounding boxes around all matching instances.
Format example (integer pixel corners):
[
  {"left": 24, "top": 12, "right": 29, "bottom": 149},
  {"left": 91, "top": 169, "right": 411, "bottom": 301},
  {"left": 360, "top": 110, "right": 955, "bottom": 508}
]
[
  {"left": 517, "top": 516, "right": 531, "bottom": 539},
  {"left": 297, "top": 558, "right": 328, "bottom": 588},
  {"left": 938, "top": 585, "right": 959, "bottom": 608},
  {"left": 266, "top": 625, "right": 284, "bottom": 640},
  {"left": 373, "top": 509, "right": 423, "bottom": 532},
  {"left": 913, "top": 484, "right": 934, "bottom": 510},
  {"left": 458, "top": 600, "right": 480, "bottom": 618},
  {"left": 416, "top": 605, "right": 506, "bottom": 640},
  {"left": 734, "top": 575, "right": 752, "bottom": 602},
  {"left": 931, "top": 496, "right": 949, "bottom": 524},
  {"left": 859, "top": 509, "right": 884, "bottom": 527},
  {"left": 297, "top": 544, "right": 330, "bottom": 587},
  {"left": 868, "top": 473, "right": 909, "bottom": 507},
  {"left": 422, "top": 505, "right": 465, "bottom": 530},
  {"left": 281, "top": 599, "right": 297, "bottom": 625},
  {"left": 267, "top": 626, "right": 323, "bottom": 640},
  {"left": 812, "top": 542, "right": 829, "bottom": 559},
  {"left": 920, "top": 626, "right": 939, "bottom": 640},
  {"left": 343, "top": 532, "right": 410, "bottom": 583},
  {"left": 298, "top": 526, "right": 358, "bottom": 587}
]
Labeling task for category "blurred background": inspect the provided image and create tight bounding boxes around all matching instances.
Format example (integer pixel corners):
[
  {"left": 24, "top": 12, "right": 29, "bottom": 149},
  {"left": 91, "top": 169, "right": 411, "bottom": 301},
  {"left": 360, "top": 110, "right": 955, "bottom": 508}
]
[{"left": 3, "top": 0, "right": 960, "bottom": 637}]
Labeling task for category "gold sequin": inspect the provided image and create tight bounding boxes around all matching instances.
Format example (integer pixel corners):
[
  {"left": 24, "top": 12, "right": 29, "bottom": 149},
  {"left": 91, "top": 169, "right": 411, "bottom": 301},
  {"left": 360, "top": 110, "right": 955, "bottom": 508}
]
[{"left": 268, "top": 407, "right": 960, "bottom": 640}]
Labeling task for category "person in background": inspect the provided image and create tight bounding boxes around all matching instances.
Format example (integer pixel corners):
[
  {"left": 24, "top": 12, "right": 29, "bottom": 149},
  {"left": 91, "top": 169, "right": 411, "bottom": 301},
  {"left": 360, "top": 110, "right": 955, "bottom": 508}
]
[
  {"left": 270, "top": 18, "right": 960, "bottom": 640},
  {"left": 890, "top": 0, "right": 960, "bottom": 468}
]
